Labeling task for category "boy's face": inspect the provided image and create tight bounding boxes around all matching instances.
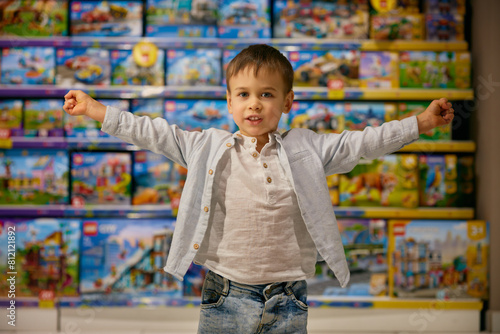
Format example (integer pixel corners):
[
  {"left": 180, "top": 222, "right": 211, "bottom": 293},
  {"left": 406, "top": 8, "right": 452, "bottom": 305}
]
[{"left": 227, "top": 67, "right": 294, "bottom": 146}]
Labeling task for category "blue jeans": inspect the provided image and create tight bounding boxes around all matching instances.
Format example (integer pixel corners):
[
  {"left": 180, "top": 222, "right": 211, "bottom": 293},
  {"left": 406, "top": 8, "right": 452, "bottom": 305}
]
[{"left": 198, "top": 271, "right": 308, "bottom": 333}]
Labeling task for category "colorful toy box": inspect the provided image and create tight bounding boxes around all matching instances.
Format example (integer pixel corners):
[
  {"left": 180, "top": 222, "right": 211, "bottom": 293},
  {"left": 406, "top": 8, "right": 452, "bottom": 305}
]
[
  {"left": 289, "top": 50, "right": 360, "bottom": 88},
  {"left": 398, "top": 102, "right": 451, "bottom": 140},
  {"left": 79, "top": 218, "right": 183, "bottom": 301},
  {"left": 289, "top": 101, "right": 344, "bottom": 134},
  {"left": 145, "top": 0, "right": 218, "bottom": 37},
  {"left": 0, "top": 218, "right": 81, "bottom": 298},
  {"left": 0, "top": 100, "right": 23, "bottom": 137},
  {"left": 183, "top": 263, "right": 208, "bottom": 297},
  {"left": 370, "top": 14, "right": 424, "bottom": 40},
  {"left": 70, "top": 0, "right": 143, "bottom": 37},
  {"left": 340, "top": 154, "right": 419, "bottom": 208},
  {"left": 222, "top": 49, "right": 241, "bottom": 86},
  {"left": 166, "top": 49, "right": 222, "bottom": 86},
  {"left": 71, "top": 151, "right": 132, "bottom": 206},
  {"left": 359, "top": 52, "right": 399, "bottom": 88},
  {"left": 309, "top": 219, "right": 388, "bottom": 297},
  {"left": 399, "top": 51, "right": 439, "bottom": 88},
  {"left": 218, "top": 0, "right": 271, "bottom": 38},
  {"left": 426, "top": 14, "right": 464, "bottom": 41},
  {"left": 273, "top": 0, "right": 369, "bottom": 39},
  {"left": 418, "top": 154, "right": 458, "bottom": 207},
  {"left": 425, "top": 0, "right": 466, "bottom": 15},
  {"left": 56, "top": 48, "right": 111, "bottom": 87},
  {"left": 133, "top": 151, "right": 187, "bottom": 209},
  {"left": 437, "top": 51, "right": 470, "bottom": 88},
  {"left": 24, "top": 99, "right": 64, "bottom": 137},
  {"left": 131, "top": 99, "right": 164, "bottom": 119},
  {"left": 389, "top": 220, "right": 489, "bottom": 299},
  {"left": 344, "top": 102, "right": 397, "bottom": 130},
  {"left": 1, "top": 47, "right": 55, "bottom": 85},
  {"left": 65, "top": 99, "right": 129, "bottom": 140},
  {"left": 0, "top": 149, "right": 69, "bottom": 205},
  {"left": 164, "top": 99, "right": 234, "bottom": 132},
  {"left": 0, "top": 0, "right": 68, "bottom": 36},
  {"left": 111, "top": 47, "right": 165, "bottom": 86},
  {"left": 370, "top": 0, "right": 420, "bottom": 13}
]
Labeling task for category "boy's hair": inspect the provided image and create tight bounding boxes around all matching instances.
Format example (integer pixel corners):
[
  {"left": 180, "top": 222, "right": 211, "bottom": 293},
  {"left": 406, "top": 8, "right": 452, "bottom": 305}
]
[{"left": 226, "top": 44, "right": 294, "bottom": 93}]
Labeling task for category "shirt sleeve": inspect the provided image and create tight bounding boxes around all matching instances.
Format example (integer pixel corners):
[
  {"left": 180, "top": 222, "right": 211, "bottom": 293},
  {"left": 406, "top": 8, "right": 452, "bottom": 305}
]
[
  {"left": 317, "top": 116, "right": 420, "bottom": 175},
  {"left": 101, "top": 105, "right": 205, "bottom": 168}
]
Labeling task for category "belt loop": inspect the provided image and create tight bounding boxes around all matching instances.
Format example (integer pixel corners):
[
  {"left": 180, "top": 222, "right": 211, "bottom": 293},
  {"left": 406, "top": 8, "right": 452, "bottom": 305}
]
[
  {"left": 284, "top": 282, "right": 294, "bottom": 296},
  {"left": 221, "top": 275, "right": 230, "bottom": 297}
]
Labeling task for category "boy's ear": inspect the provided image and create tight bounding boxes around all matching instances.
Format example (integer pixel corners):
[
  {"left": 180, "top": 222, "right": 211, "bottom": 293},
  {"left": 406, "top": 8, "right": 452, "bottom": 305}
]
[
  {"left": 226, "top": 90, "right": 232, "bottom": 114},
  {"left": 283, "top": 90, "right": 294, "bottom": 114}
]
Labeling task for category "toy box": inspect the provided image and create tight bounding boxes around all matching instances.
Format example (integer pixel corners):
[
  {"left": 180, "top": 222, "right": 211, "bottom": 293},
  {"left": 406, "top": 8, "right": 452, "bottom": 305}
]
[
  {"left": 0, "top": 0, "right": 68, "bottom": 37},
  {"left": 111, "top": 47, "right": 165, "bottom": 86},
  {"left": 457, "top": 155, "right": 475, "bottom": 207},
  {"left": 164, "top": 99, "right": 234, "bottom": 132},
  {"left": 131, "top": 99, "right": 164, "bottom": 119},
  {"left": 145, "top": 0, "right": 218, "bottom": 37},
  {"left": 327, "top": 174, "right": 340, "bottom": 206},
  {"left": 436, "top": 51, "right": 470, "bottom": 88},
  {"left": 0, "top": 99, "right": 23, "bottom": 137},
  {"left": 24, "top": 99, "right": 64, "bottom": 137},
  {"left": 370, "top": 14, "right": 424, "bottom": 40},
  {"left": 398, "top": 102, "right": 451, "bottom": 140},
  {"left": 70, "top": 0, "right": 143, "bottom": 37},
  {"left": 399, "top": 51, "right": 439, "bottom": 88},
  {"left": 289, "top": 101, "right": 344, "bottom": 134},
  {"left": 71, "top": 151, "right": 132, "bottom": 206},
  {"left": 344, "top": 102, "right": 397, "bottom": 130},
  {"left": 340, "top": 154, "right": 419, "bottom": 208},
  {"left": 218, "top": 0, "right": 271, "bottom": 38},
  {"left": 288, "top": 50, "right": 360, "bottom": 88},
  {"left": 133, "top": 151, "right": 187, "bottom": 210},
  {"left": 183, "top": 263, "right": 207, "bottom": 297},
  {"left": 0, "top": 149, "right": 69, "bottom": 205},
  {"left": 419, "top": 154, "right": 458, "bottom": 207},
  {"left": 56, "top": 48, "right": 111, "bottom": 87},
  {"left": 309, "top": 219, "right": 388, "bottom": 297},
  {"left": 371, "top": 0, "right": 420, "bottom": 14},
  {"left": 359, "top": 52, "right": 399, "bottom": 88},
  {"left": 166, "top": 49, "right": 222, "bottom": 86},
  {"left": 1, "top": 47, "right": 55, "bottom": 85},
  {"left": 0, "top": 218, "right": 81, "bottom": 297},
  {"left": 426, "top": 14, "right": 464, "bottom": 41},
  {"left": 79, "top": 218, "right": 184, "bottom": 302},
  {"left": 425, "top": 0, "right": 466, "bottom": 15},
  {"left": 222, "top": 49, "right": 241, "bottom": 86},
  {"left": 389, "top": 220, "right": 489, "bottom": 299},
  {"left": 273, "top": 0, "right": 369, "bottom": 39},
  {"left": 65, "top": 99, "right": 129, "bottom": 140}
]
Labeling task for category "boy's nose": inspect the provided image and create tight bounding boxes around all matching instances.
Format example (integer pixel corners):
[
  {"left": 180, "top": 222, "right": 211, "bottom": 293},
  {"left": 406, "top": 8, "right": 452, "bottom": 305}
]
[{"left": 249, "top": 100, "right": 262, "bottom": 111}]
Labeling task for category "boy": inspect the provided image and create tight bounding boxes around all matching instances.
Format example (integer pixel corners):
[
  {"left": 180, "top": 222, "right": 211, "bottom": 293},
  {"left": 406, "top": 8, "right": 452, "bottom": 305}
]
[{"left": 63, "top": 44, "right": 454, "bottom": 333}]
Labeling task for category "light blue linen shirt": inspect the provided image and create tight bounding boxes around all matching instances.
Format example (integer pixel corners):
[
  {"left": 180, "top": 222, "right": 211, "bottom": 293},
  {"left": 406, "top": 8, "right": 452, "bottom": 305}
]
[{"left": 101, "top": 106, "right": 420, "bottom": 287}]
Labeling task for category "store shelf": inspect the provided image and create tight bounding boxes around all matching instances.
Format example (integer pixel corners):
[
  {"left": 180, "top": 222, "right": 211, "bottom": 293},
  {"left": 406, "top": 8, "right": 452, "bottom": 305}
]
[
  {"left": 398, "top": 140, "right": 476, "bottom": 153},
  {"left": 0, "top": 37, "right": 468, "bottom": 51},
  {"left": 333, "top": 207, "right": 474, "bottom": 219},
  {"left": 0, "top": 205, "right": 66, "bottom": 217}
]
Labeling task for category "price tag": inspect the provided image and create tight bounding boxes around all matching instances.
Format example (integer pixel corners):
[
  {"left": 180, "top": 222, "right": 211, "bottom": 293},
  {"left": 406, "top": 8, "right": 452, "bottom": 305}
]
[{"left": 39, "top": 290, "right": 55, "bottom": 308}]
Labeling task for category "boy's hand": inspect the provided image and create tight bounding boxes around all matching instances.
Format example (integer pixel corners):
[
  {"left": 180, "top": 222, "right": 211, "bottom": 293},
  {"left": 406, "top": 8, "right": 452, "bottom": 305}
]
[
  {"left": 63, "top": 90, "right": 106, "bottom": 123},
  {"left": 416, "top": 98, "right": 454, "bottom": 135}
]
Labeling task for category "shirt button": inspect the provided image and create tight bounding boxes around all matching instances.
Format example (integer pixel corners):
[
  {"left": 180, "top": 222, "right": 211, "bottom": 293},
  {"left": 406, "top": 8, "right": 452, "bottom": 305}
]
[
  {"left": 208, "top": 169, "right": 213, "bottom": 175},
  {"left": 263, "top": 163, "right": 268, "bottom": 168},
  {"left": 267, "top": 177, "right": 272, "bottom": 183},
  {"left": 226, "top": 143, "right": 232, "bottom": 147},
  {"left": 251, "top": 138, "right": 256, "bottom": 143},
  {"left": 193, "top": 243, "right": 199, "bottom": 250},
  {"left": 252, "top": 152, "right": 258, "bottom": 158},
  {"left": 204, "top": 206, "right": 209, "bottom": 212}
]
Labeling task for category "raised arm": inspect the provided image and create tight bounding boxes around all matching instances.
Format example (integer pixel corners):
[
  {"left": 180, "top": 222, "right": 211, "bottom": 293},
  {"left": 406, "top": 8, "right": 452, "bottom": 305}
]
[{"left": 63, "top": 90, "right": 106, "bottom": 123}]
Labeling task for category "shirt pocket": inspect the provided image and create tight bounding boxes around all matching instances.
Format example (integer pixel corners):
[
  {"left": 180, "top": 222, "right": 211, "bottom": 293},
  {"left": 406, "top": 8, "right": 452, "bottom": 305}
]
[{"left": 287, "top": 150, "right": 313, "bottom": 164}]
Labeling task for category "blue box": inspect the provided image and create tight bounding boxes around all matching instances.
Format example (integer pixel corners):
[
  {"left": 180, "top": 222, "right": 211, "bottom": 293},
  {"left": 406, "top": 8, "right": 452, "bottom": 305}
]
[
  {"left": 24, "top": 99, "right": 64, "bottom": 137},
  {"left": 145, "top": 0, "right": 218, "bottom": 37},
  {"left": 56, "top": 48, "right": 111, "bottom": 87},
  {"left": 70, "top": 0, "right": 143, "bottom": 37},
  {"left": 289, "top": 101, "right": 344, "bottom": 134},
  {"left": 425, "top": 0, "right": 466, "bottom": 15},
  {"left": 222, "top": 49, "right": 241, "bottom": 86},
  {"left": 344, "top": 102, "right": 397, "bottom": 130},
  {"left": 71, "top": 151, "right": 132, "bottom": 206},
  {"left": 0, "top": 218, "right": 81, "bottom": 297},
  {"left": 164, "top": 99, "right": 234, "bottom": 132},
  {"left": 0, "top": 149, "right": 69, "bottom": 205},
  {"left": 218, "top": 0, "right": 271, "bottom": 38},
  {"left": 166, "top": 49, "right": 222, "bottom": 86},
  {"left": 0, "top": 99, "right": 23, "bottom": 137},
  {"left": 131, "top": 99, "right": 164, "bottom": 119},
  {"left": 1, "top": 47, "right": 55, "bottom": 85},
  {"left": 111, "top": 49, "right": 165, "bottom": 86},
  {"left": 79, "top": 218, "right": 183, "bottom": 300},
  {"left": 425, "top": 14, "right": 464, "bottom": 41}
]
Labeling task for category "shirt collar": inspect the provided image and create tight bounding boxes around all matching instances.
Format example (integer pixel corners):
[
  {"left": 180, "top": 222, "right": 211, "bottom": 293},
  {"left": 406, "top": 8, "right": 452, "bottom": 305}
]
[{"left": 233, "top": 131, "right": 279, "bottom": 151}]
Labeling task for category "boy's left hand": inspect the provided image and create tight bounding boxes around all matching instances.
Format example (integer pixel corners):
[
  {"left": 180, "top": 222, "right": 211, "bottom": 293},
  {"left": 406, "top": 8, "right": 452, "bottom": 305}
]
[{"left": 416, "top": 98, "right": 454, "bottom": 134}]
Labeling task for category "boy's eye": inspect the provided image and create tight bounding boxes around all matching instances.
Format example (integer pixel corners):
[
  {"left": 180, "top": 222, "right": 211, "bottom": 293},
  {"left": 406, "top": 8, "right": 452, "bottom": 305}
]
[
  {"left": 238, "top": 92, "right": 248, "bottom": 97},
  {"left": 261, "top": 92, "right": 272, "bottom": 98}
]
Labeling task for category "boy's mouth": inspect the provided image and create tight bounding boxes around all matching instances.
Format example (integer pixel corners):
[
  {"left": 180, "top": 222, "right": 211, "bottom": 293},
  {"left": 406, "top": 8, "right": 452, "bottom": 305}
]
[{"left": 246, "top": 116, "right": 262, "bottom": 124}]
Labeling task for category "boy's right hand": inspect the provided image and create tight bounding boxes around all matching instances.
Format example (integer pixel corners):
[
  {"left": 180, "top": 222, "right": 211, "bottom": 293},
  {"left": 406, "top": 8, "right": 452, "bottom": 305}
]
[{"left": 63, "top": 90, "right": 106, "bottom": 123}]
